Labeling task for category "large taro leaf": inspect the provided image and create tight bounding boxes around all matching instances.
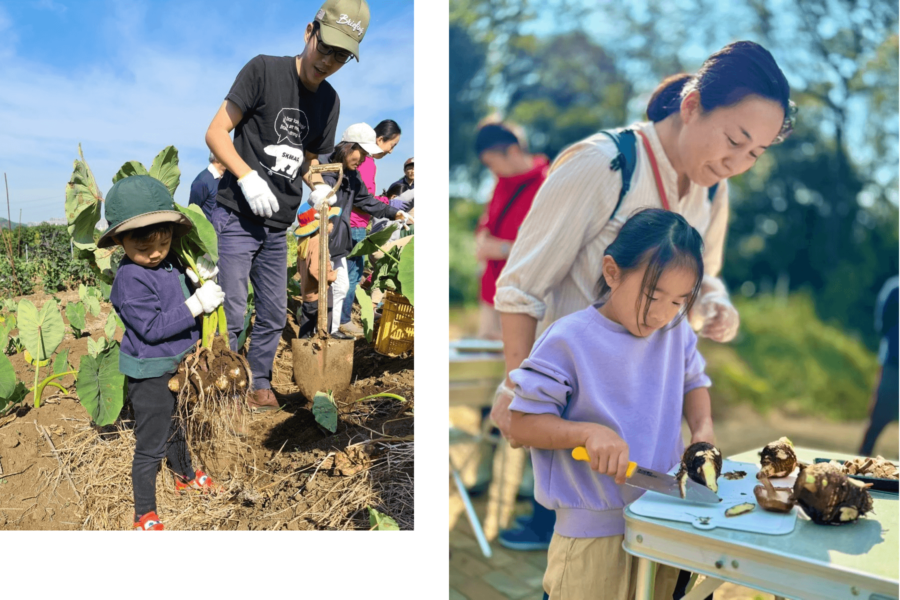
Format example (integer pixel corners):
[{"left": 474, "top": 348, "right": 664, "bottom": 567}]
[
  {"left": 174, "top": 202, "right": 218, "bottom": 263},
  {"left": 17, "top": 299, "right": 65, "bottom": 362},
  {"left": 347, "top": 224, "right": 400, "bottom": 258},
  {"left": 77, "top": 343, "right": 125, "bottom": 426},
  {"left": 355, "top": 287, "right": 374, "bottom": 343},
  {"left": 398, "top": 236, "right": 414, "bottom": 305},
  {"left": 312, "top": 390, "right": 338, "bottom": 433},
  {"left": 149, "top": 146, "right": 181, "bottom": 196},
  {"left": 367, "top": 506, "right": 399, "bottom": 531},
  {"left": 0, "top": 352, "right": 16, "bottom": 399},
  {"left": 65, "top": 145, "right": 104, "bottom": 251},
  {"left": 111, "top": 160, "right": 150, "bottom": 184},
  {"left": 66, "top": 301, "right": 86, "bottom": 333},
  {"left": 0, "top": 382, "right": 27, "bottom": 416}
]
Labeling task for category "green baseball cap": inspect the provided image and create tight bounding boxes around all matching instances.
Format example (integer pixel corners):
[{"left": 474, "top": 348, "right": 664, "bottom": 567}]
[
  {"left": 315, "top": 0, "right": 369, "bottom": 60},
  {"left": 97, "top": 175, "right": 192, "bottom": 249}
]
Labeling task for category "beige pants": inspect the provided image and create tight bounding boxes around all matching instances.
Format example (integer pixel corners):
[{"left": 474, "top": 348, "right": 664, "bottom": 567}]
[{"left": 543, "top": 533, "right": 680, "bottom": 600}]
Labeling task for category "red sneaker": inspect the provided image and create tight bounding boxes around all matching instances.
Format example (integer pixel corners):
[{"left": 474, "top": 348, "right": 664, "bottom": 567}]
[
  {"left": 175, "top": 470, "right": 220, "bottom": 493},
  {"left": 133, "top": 511, "right": 164, "bottom": 530}
]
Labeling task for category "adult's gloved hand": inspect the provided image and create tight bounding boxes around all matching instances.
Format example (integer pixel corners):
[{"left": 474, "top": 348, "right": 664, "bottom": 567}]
[
  {"left": 237, "top": 171, "right": 279, "bottom": 219},
  {"left": 185, "top": 254, "right": 218, "bottom": 283},
  {"left": 694, "top": 275, "right": 740, "bottom": 342},
  {"left": 394, "top": 210, "right": 414, "bottom": 230},
  {"left": 185, "top": 281, "right": 225, "bottom": 317},
  {"left": 309, "top": 183, "right": 335, "bottom": 211}
]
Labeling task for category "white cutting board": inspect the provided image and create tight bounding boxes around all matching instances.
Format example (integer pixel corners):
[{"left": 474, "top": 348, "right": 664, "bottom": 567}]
[{"left": 629, "top": 459, "right": 799, "bottom": 535}]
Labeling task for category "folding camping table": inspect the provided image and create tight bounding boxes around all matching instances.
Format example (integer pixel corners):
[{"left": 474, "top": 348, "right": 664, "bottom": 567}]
[{"left": 625, "top": 447, "right": 899, "bottom": 600}]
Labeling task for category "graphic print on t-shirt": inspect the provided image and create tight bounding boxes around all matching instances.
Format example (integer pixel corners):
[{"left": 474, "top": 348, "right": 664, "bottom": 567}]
[
  {"left": 264, "top": 144, "right": 304, "bottom": 180},
  {"left": 275, "top": 108, "right": 309, "bottom": 145},
  {"left": 263, "top": 108, "right": 309, "bottom": 180}
]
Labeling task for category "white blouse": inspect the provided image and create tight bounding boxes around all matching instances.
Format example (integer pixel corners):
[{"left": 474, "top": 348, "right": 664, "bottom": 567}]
[{"left": 495, "top": 120, "right": 729, "bottom": 334}]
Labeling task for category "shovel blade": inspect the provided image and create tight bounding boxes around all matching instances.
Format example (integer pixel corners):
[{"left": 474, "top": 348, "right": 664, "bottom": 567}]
[{"left": 292, "top": 336, "right": 354, "bottom": 400}]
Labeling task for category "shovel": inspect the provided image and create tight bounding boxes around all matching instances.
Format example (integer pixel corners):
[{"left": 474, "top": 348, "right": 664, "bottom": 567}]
[{"left": 292, "top": 163, "right": 354, "bottom": 401}]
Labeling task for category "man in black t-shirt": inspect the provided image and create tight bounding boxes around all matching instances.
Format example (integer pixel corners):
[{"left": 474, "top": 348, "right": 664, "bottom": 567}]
[{"left": 205, "top": 0, "right": 370, "bottom": 411}]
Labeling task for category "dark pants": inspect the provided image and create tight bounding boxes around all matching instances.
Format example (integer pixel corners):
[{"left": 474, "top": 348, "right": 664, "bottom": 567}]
[
  {"left": 861, "top": 363, "right": 899, "bottom": 455},
  {"left": 342, "top": 227, "right": 368, "bottom": 325},
  {"left": 129, "top": 374, "right": 194, "bottom": 517},
  {"left": 213, "top": 204, "right": 287, "bottom": 391}
]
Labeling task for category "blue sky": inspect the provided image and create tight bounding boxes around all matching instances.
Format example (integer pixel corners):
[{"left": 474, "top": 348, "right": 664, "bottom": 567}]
[{"left": 0, "top": 0, "right": 414, "bottom": 224}]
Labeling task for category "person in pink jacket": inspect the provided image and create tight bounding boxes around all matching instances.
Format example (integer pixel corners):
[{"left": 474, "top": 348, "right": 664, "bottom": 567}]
[{"left": 342, "top": 119, "right": 402, "bottom": 336}]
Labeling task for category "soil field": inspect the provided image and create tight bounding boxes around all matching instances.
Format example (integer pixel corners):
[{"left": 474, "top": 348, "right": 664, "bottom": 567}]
[{"left": 0, "top": 290, "right": 414, "bottom": 530}]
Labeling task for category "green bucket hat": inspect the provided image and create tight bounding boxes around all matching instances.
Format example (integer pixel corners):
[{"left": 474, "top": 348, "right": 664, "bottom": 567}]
[
  {"left": 315, "top": 0, "right": 369, "bottom": 60},
  {"left": 97, "top": 175, "right": 192, "bottom": 249}
]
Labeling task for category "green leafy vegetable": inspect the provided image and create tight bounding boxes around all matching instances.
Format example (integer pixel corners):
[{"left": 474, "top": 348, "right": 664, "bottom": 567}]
[
  {"left": 347, "top": 225, "right": 400, "bottom": 258},
  {"left": 66, "top": 301, "right": 86, "bottom": 337},
  {"left": 398, "top": 236, "right": 414, "bottom": 305},
  {"left": 149, "top": 146, "right": 181, "bottom": 196},
  {"left": 367, "top": 506, "right": 399, "bottom": 530},
  {"left": 77, "top": 343, "right": 125, "bottom": 426},
  {"left": 17, "top": 299, "right": 65, "bottom": 362},
  {"left": 312, "top": 390, "right": 338, "bottom": 433},
  {"left": 104, "top": 312, "right": 117, "bottom": 339},
  {"left": 0, "top": 352, "right": 16, "bottom": 399},
  {"left": 52, "top": 348, "right": 70, "bottom": 376}
]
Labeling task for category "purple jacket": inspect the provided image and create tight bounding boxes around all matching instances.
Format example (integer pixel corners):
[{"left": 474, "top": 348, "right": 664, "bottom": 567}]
[
  {"left": 509, "top": 304, "right": 711, "bottom": 538},
  {"left": 110, "top": 256, "right": 200, "bottom": 378}
]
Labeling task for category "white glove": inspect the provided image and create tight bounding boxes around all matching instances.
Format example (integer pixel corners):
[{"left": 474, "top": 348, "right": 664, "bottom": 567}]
[
  {"left": 309, "top": 183, "right": 335, "bottom": 211},
  {"left": 185, "top": 281, "right": 225, "bottom": 317},
  {"left": 693, "top": 275, "right": 740, "bottom": 342},
  {"left": 394, "top": 210, "right": 414, "bottom": 230},
  {"left": 185, "top": 254, "right": 218, "bottom": 283},
  {"left": 237, "top": 171, "right": 279, "bottom": 219}
]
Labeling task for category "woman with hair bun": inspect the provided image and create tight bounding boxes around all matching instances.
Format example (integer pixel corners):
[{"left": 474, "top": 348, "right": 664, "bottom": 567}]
[{"left": 490, "top": 41, "right": 795, "bottom": 597}]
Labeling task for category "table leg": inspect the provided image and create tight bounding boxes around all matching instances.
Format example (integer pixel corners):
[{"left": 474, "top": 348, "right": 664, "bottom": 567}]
[
  {"left": 635, "top": 557, "right": 655, "bottom": 600},
  {"left": 682, "top": 576, "right": 725, "bottom": 600}
]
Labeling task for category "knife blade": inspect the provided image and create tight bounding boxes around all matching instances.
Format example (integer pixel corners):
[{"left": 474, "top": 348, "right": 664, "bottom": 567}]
[{"left": 571, "top": 447, "right": 721, "bottom": 504}]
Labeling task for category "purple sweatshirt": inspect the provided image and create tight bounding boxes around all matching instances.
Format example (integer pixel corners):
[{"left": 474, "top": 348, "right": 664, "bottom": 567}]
[
  {"left": 508, "top": 303, "right": 711, "bottom": 538},
  {"left": 110, "top": 256, "right": 200, "bottom": 379}
]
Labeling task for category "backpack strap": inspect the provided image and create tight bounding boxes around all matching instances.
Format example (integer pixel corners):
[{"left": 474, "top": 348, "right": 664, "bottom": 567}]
[
  {"left": 601, "top": 128, "right": 719, "bottom": 215},
  {"left": 599, "top": 128, "right": 637, "bottom": 221}
]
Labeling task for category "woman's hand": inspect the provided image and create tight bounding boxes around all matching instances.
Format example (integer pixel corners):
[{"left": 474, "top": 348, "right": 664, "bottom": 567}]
[
  {"left": 695, "top": 276, "right": 739, "bottom": 342},
  {"left": 583, "top": 424, "right": 630, "bottom": 484},
  {"left": 475, "top": 230, "right": 510, "bottom": 262}
]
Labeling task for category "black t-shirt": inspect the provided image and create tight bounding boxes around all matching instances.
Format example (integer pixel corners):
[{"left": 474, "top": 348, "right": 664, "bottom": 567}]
[{"left": 217, "top": 55, "right": 340, "bottom": 229}]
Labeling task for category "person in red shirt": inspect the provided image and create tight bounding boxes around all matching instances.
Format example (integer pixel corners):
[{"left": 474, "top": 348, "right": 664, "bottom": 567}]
[{"left": 474, "top": 122, "right": 549, "bottom": 339}]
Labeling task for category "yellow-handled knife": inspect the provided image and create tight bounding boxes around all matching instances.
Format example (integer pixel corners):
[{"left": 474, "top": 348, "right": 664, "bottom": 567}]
[{"left": 571, "top": 447, "right": 721, "bottom": 504}]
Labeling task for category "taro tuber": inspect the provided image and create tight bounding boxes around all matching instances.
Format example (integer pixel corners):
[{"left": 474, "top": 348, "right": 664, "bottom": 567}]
[
  {"left": 675, "top": 442, "right": 723, "bottom": 497},
  {"left": 790, "top": 462, "right": 874, "bottom": 525},
  {"left": 758, "top": 437, "right": 798, "bottom": 479},
  {"left": 754, "top": 476, "right": 794, "bottom": 513}
]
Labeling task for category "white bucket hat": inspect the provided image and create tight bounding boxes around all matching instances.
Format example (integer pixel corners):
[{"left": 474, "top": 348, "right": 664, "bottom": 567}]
[{"left": 341, "top": 123, "right": 382, "bottom": 155}]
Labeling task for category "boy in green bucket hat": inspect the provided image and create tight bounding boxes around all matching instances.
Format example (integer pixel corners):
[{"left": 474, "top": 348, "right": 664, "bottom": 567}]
[{"left": 100, "top": 175, "right": 225, "bottom": 530}]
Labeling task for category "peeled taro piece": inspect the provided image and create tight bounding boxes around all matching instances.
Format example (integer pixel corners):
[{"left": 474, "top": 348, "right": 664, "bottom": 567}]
[
  {"left": 758, "top": 437, "right": 798, "bottom": 479},
  {"left": 753, "top": 476, "right": 794, "bottom": 513},
  {"left": 675, "top": 441, "right": 723, "bottom": 496},
  {"left": 790, "top": 462, "right": 874, "bottom": 525}
]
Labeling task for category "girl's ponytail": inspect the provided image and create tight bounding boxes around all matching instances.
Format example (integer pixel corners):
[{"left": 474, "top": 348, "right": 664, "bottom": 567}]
[{"left": 647, "top": 73, "right": 693, "bottom": 122}]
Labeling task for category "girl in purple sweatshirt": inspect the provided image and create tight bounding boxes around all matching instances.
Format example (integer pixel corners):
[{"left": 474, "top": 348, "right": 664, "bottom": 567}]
[{"left": 508, "top": 209, "right": 715, "bottom": 600}]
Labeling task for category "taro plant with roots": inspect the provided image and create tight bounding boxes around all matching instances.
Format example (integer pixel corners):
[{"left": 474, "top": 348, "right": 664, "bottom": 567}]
[
  {"left": 66, "top": 145, "right": 252, "bottom": 438},
  {"left": 346, "top": 226, "right": 415, "bottom": 342}
]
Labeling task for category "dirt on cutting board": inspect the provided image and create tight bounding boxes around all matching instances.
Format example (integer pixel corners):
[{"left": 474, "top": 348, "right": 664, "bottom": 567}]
[{"left": 0, "top": 292, "right": 414, "bottom": 530}]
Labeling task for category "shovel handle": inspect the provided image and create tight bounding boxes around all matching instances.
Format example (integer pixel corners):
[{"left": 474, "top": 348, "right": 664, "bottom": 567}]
[
  {"left": 307, "top": 163, "right": 343, "bottom": 337},
  {"left": 571, "top": 448, "right": 637, "bottom": 478}
]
